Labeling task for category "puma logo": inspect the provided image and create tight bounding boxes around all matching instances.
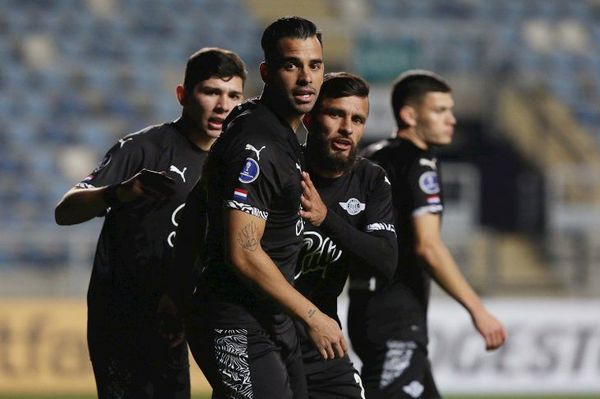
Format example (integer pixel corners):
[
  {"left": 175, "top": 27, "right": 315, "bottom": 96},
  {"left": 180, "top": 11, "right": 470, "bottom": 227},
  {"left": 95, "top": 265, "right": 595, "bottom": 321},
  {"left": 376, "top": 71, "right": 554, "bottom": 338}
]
[
  {"left": 245, "top": 144, "right": 266, "bottom": 160},
  {"left": 169, "top": 165, "right": 187, "bottom": 182},
  {"left": 419, "top": 158, "right": 437, "bottom": 170},
  {"left": 295, "top": 163, "right": 302, "bottom": 173},
  {"left": 119, "top": 137, "right": 133, "bottom": 148}
]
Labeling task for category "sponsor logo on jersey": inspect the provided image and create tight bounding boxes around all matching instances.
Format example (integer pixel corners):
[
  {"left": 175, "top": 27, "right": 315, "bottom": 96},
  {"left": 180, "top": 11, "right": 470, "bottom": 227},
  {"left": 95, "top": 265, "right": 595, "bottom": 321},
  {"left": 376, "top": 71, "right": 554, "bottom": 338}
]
[
  {"left": 339, "top": 198, "right": 366, "bottom": 216},
  {"left": 402, "top": 381, "right": 424, "bottom": 398},
  {"left": 233, "top": 188, "right": 248, "bottom": 201},
  {"left": 169, "top": 165, "right": 187, "bottom": 182},
  {"left": 418, "top": 171, "right": 440, "bottom": 194},
  {"left": 295, "top": 218, "right": 304, "bottom": 236},
  {"left": 238, "top": 158, "right": 260, "bottom": 184},
  {"left": 427, "top": 195, "right": 440, "bottom": 204},
  {"left": 419, "top": 157, "right": 437, "bottom": 170},
  {"left": 226, "top": 200, "right": 269, "bottom": 220},
  {"left": 295, "top": 231, "right": 342, "bottom": 279},
  {"left": 245, "top": 143, "right": 266, "bottom": 160},
  {"left": 366, "top": 223, "right": 396, "bottom": 233},
  {"left": 167, "top": 203, "right": 186, "bottom": 248}
]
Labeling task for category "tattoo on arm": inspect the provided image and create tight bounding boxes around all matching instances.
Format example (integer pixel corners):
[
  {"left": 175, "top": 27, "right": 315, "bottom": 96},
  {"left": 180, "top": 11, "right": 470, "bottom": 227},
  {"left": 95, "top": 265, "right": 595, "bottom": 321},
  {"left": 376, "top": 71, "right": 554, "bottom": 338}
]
[
  {"left": 237, "top": 221, "right": 258, "bottom": 251},
  {"left": 308, "top": 308, "right": 317, "bottom": 318}
]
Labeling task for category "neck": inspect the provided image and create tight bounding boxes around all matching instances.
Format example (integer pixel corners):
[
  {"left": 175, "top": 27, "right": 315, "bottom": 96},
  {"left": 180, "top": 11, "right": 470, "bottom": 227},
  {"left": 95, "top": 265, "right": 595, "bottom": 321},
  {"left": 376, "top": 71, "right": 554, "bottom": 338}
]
[
  {"left": 175, "top": 115, "right": 215, "bottom": 151},
  {"left": 396, "top": 128, "right": 428, "bottom": 150},
  {"left": 261, "top": 86, "right": 303, "bottom": 132}
]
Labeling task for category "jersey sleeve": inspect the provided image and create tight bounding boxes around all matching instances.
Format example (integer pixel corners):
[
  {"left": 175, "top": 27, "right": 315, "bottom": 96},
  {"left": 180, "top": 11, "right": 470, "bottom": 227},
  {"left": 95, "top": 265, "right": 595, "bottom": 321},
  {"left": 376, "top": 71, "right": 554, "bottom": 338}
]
[
  {"left": 224, "top": 135, "right": 287, "bottom": 221},
  {"left": 75, "top": 134, "right": 145, "bottom": 189},
  {"left": 320, "top": 166, "right": 398, "bottom": 281},
  {"left": 409, "top": 159, "right": 443, "bottom": 217}
]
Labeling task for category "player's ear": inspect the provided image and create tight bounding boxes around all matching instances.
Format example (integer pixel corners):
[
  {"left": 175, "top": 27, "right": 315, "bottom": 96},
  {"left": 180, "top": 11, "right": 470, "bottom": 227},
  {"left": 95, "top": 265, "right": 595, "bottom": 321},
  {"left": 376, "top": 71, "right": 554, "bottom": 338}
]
[
  {"left": 399, "top": 105, "right": 417, "bottom": 128},
  {"left": 259, "top": 62, "right": 269, "bottom": 83},
  {"left": 176, "top": 84, "right": 186, "bottom": 106}
]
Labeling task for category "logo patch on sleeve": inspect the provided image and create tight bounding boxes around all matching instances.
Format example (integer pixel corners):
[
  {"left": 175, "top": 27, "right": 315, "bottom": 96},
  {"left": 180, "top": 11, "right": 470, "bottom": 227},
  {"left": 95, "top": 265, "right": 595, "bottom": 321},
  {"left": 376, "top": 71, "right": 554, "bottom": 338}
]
[
  {"left": 427, "top": 195, "right": 440, "bottom": 204},
  {"left": 233, "top": 188, "right": 248, "bottom": 201},
  {"left": 238, "top": 158, "right": 260, "bottom": 183},
  {"left": 418, "top": 171, "right": 440, "bottom": 194}
]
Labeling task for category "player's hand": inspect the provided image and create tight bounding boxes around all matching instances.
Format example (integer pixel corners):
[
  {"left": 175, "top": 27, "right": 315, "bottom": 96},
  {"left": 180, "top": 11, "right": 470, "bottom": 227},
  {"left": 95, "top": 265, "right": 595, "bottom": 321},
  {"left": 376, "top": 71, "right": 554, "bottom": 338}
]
[
  {"left": 305, "top": 308, "right": 348, "bottom": 360},
  {"left": 471, "top": 308, "right": 508, "bottom": 351},
  {"left": 156, "top": 293, "right": 185, "bottom": 348},
  {"left": 299, "top": 172, "right": 328, "bottom": 226},
  {"left": 118, "top": 169, "right": 176, "bottom": 204}
]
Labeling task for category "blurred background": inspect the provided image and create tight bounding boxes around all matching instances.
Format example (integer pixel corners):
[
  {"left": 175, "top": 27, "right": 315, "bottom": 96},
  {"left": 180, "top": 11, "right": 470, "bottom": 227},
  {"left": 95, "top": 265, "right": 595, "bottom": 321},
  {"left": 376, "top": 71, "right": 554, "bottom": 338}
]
[{"left": 1, "top": 0, "right": 599, "bottom": 397}]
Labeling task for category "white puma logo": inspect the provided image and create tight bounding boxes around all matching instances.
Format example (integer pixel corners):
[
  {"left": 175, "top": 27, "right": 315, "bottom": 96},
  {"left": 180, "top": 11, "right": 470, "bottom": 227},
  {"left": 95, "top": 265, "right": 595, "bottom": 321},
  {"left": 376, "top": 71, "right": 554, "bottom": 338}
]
[
  {"left": 295, "top": 163, "right": 302, "bottom": 173},
  {"left": 245, "top": 144, "right": 266, "bottom": 160},
  {"left": 119, "top": 137, "right": 133, "bottom": 148},
  {"left": 419, "top": 158, "right": 437, "bottom": 170},
  {"left": 169, "top": 165, "right": 187, "bottom": 182}
]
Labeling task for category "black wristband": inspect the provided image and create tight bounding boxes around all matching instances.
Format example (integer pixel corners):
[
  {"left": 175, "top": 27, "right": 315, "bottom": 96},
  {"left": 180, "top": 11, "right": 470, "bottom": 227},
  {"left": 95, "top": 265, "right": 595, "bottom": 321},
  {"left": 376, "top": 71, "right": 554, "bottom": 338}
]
[{"left": 102, "top": 184, "right": 121, "bottom": 208}]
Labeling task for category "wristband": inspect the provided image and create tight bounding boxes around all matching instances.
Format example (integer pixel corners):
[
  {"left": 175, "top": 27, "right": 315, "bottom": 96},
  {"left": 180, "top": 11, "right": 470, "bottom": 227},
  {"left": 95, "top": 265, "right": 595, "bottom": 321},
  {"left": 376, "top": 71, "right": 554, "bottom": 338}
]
[{"left": 102, "top": 184, "right": 121, "bottom": 208}]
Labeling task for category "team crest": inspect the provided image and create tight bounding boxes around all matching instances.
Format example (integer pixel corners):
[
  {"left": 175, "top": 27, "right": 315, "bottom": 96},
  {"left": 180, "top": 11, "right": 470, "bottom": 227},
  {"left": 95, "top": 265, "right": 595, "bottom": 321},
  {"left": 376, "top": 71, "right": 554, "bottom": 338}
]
[
  {"left": 339, "top": 198, "right": 366, "bottom": 216},
  {"left": 418, "top": 171, "right": 440, "bottom": 194},
  {"left": 238, "top": 158, "right": 260, "bottom": 183}
]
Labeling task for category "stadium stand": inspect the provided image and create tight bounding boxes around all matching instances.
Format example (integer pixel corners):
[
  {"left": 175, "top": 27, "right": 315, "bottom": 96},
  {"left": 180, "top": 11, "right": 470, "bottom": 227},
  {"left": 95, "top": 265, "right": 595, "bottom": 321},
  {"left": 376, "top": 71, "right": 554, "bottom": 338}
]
[{"left": 2, "top": 0, "right": 600, "bottom": 297}]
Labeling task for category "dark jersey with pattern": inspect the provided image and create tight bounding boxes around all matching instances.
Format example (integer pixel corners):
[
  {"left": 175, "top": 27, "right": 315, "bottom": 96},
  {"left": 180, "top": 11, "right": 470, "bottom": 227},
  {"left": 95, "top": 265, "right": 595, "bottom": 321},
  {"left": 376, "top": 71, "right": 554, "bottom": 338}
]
[
  {"left": 294, "top": 157, "right": 396, "bottom": 325},
  {"left": 79, "top": 122, "right": 208, "bottom": 328},
  {"left": 349, "top": 138, "right": 444, "bottom": 335},
  {"left": 192, "top": 98, "right": 306, "bottom": 327}
]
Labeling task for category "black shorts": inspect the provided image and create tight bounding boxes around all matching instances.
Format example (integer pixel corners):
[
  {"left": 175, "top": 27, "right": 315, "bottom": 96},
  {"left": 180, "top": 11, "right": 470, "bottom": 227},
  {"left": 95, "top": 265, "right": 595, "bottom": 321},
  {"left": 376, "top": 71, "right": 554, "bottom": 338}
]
[
  {"left": 350, "top": 323, "right": 440, "bottom": 399},
  {"left": 186, "top": 314, "right": 307, "bottom": 399},
  {"left": 88, "top": 320, "right": 190, "bottom": 399},
  {"left": 297, "top": 322, "right": 365, "bottom": 399}
]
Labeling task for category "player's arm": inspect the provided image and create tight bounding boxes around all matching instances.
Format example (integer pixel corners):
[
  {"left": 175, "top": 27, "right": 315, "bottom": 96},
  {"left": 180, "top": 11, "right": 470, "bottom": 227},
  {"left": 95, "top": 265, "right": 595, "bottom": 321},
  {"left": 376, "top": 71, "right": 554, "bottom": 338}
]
[
  {"left": 413, "top": 213, "right": 508, "bottom": 350},
  {"left": 55, "top": 169, "right": 175, "bottom": 225},
  {"left": 227, "top": 208, "right": 348, "bottom": 360},
  {"left": 299, "top": 172, "right": 397, "bottom": 280}
]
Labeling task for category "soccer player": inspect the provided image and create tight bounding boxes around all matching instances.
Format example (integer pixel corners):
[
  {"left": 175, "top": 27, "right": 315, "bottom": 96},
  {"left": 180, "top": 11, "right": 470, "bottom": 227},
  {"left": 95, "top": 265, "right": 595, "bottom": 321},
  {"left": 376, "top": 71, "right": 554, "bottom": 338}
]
[
  {"left": 295, "top": 72, "right": 398, "bottom": 399},
  {"left": 348, "top": 70, "right": 507, "bottom": 398},
  {"left": 54, "top": 48, "right": 246, "bottom": 399},
  {"left": 176, "top": 17, "right": 347, "bottom": 399}
]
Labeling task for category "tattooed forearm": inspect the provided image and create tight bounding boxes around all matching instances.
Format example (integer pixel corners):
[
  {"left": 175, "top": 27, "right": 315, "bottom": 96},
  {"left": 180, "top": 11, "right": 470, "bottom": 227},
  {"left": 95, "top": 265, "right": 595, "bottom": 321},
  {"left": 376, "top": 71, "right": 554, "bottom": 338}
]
[
  {"left": 237, "top": 221, "right": 258, "bottom": 251},
  {"left": 308, "top": 308, "right": 317, "bottom": 318}
]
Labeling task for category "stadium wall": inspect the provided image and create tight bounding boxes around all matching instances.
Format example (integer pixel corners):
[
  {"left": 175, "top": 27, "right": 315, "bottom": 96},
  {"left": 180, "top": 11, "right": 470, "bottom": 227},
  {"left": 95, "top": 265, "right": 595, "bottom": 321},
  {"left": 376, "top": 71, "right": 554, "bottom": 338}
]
[{"left": 0, "top": 298, "right": 598, "bottom": 395}]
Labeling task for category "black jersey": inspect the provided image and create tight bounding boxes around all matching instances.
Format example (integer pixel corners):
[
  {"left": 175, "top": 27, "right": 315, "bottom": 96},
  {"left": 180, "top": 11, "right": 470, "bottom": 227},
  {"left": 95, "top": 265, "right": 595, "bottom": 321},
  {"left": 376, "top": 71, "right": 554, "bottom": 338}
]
[
  {"left": 294, "top": 157, "right": 397, "bottom": 325},
  {"left": 79, "top": 122, "right": 207, "bottom": 327},
  {"left": 193, "top": 99, "right": 306, "bottom": 327},
  {"left": 353, "top": 137, "right": 443, "bottom": 327}
]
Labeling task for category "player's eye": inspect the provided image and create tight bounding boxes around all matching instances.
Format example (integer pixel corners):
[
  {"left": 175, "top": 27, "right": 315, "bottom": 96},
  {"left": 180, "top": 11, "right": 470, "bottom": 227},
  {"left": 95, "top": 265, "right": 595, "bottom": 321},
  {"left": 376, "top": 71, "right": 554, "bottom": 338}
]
[
  {"left": 283, "top": 62, "right": 297, "bottom": 70},
  {"left": 352, "top": 116, "right": 365, "bottom": 125},
  {"left": 310, "top": 62, "right": 322, "bottom": 71}
]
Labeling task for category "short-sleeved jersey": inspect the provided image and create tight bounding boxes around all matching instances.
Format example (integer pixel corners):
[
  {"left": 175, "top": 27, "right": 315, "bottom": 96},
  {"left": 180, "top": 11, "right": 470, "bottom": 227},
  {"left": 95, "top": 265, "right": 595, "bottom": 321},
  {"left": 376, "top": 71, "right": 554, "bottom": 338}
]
[
  {"left": 193, "top": 99, "right": 305, "bottom": 327},
  {"left": 79, "top": 122, "right": 208, "bottom": 327},
  {"left": 294, "top": 157, "right": 396, "bottom": 325},
  {"left": 354, "top": 137, "right": 444, "bottom": 327}
]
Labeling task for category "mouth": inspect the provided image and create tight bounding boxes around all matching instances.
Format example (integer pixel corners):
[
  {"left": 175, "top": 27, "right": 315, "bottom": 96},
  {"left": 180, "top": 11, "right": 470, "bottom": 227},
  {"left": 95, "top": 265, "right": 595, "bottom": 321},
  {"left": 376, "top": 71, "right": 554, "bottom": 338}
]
[
  {"left": 331, "top": 137, "right": 353, "bottom": 152},
  {"left": 292, "top": 88, "right": 315, "bottom": 104},
  {"left": 207, "top": 117, "right": 225, "bottom": 130}
]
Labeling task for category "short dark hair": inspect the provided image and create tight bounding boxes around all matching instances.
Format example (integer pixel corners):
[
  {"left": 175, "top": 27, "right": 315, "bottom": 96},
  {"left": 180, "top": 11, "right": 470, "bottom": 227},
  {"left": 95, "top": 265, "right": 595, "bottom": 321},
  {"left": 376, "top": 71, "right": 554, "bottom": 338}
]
[
  {"left": 313, "top": 72, "right": 369, "bottom": 112},
  {"left": 183, "top": 47, "right": 247, "bottom": 92},
  {"left": 261, "top": 16, "right": 322, "bottom": 65},
  {"left": 391, "top": 70, "right": 451, "bottom": 129}
]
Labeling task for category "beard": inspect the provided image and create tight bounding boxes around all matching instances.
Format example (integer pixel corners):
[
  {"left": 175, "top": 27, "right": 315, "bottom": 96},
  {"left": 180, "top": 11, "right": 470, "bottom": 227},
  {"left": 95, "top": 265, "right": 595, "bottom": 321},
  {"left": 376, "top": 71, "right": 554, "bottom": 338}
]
[{"left": 306, "top": 133, "right": 357, "bottom": 175}]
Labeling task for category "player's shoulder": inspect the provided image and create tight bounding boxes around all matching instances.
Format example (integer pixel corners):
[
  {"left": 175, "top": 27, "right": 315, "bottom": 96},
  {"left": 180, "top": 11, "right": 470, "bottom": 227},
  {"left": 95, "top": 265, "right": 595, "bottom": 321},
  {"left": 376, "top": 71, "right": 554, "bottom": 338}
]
[
  {"left": 221, "top": 98, "right": 286, "bottom": 146},
  {"left": 351, "top": 157, "right": 390, "bottom": 188},
  {"left": 115, "top": 122, "right": 176, "bottom": 151}
]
